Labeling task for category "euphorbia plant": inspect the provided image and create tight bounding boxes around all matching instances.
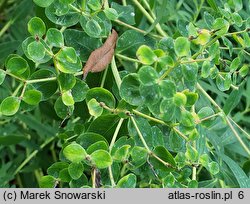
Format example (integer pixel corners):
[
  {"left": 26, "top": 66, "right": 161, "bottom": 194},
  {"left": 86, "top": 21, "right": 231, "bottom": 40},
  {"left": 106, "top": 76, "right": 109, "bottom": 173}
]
[{"left": 0, "top": 0, "right": 249, "bottom": 188}]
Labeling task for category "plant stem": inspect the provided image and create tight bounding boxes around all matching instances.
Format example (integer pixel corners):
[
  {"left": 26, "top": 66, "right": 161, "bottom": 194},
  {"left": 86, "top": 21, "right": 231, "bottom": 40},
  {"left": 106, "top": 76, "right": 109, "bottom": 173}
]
[
  {"left": 180, "top": 57, "right": 211, "bottom": 64},
  {"left": 116, "top": 53, "right": 140, "bottom": 63},
  {"left": 192, "top": 166, "right": 197, "bottom": 180},
  {"left": 114, "top": 19, "right": 162, "bottom": 39},
  {"left": 132, "top": 109, "right": 167, "bottom": 125},
  {"left": 111, "top": 57, "right": 122, "bottom": 89},
  {"left": 198, "top": 112, "right": 221, "bottom": 123},
  {"left": 109, "top": 119, "right": 124, "bottom": 151},
  {"left": 91, "top": 168, "right": 96, "bottom": 188},
  {"left": 192, "top": 36, "right": 220, "bottom": 59},
  {"left": 225, "top": 117, "right": 250, "bottom": 156},
  {"left": 13, "top": 137, "right": 55, "bottom": 176},
  {"left": 108, "top": 118, "right": 124, "bottom": 187},
  {"left": 131, "top": 0, "right": 167, "bottom": 37},
  {"left": 158, "top": 62, "right": 180, "bottom": 81},
  {"left": 224, "top": 29, "right": 247, "bottom": 36},
  {"left": 196, "top": 83, "right": 250, "bottom": 156},
  {"left": 228, "top": 117, "right": 250, "bottom": 140},
  {"left": 12, "top": 83, "right": 23, "bottom": 97},
  {"left": 122, "top": 0, "right": 127, "bottom": 6},
  {"left": 100, "top": 67, "right": 108, "bottom": 88},
  {"left": 173, "top": 127, "right": 189, "bottom": 141},
  {"left": 130, "top": 116, "right": 151, "bottom": 152},
  {"left": 5, "top": 70, "right": 25, "bottom": 82},
  {"left": 0, "top": 19, "right": 14, "bottom": 38}
]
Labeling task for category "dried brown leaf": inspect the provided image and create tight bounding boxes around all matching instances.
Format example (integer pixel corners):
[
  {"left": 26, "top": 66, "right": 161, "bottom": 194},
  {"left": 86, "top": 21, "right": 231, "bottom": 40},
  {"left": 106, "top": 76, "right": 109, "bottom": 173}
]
[{"left": 83, "top": 29, "right": 118, "bottom": 79}]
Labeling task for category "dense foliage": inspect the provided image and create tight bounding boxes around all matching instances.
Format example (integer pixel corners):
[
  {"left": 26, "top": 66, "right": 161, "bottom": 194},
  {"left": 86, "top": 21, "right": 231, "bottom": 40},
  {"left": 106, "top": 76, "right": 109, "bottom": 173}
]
[{"left": 0, "top": 0, "right": 250, "bottom": 188}]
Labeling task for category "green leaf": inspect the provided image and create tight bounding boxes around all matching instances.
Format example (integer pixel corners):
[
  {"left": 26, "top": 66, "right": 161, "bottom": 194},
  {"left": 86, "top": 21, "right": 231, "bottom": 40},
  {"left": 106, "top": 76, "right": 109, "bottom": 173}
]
[
  {"left": 58, "top": 73, "right": 76, "bottom": 91},
  {"left": 69, "top": 174, "right": 88, "bottom": 188},
  {"left": 239, "top": 65, "right": 249, "bottom": 77},
  {"left": 116, "top": 173, "right": 136, "bottom": 188},
  {"left": 54, "top": 96, "right": 74, "bottom": 119},
  {"left": 159, "top": 80, "right": 176, "bottom": 98},
  {"left": 87, "top": 0, "right": 102, "bottom": 11},
  {"left": 189, "top": 128, "right": 199, "bottom": 141},
  {"left": 46, "top": 28, "right": 64, "bottom": 47},
  {"left": 68, "top": 162, "right": 84, "bottom": 180},
  {"left": 153, "top": 146, "right": 176, "bottom": 167},
  {"left": 55, "top": 56, "right": 82, "bottom": 74},
  {"left": 120, "top": 73, "right": 144, "bottom": 106},
  {"left": 63, "top": 143, "right": 87, "bottom": 163},
  {"left": 87, "top": 141, "right": 108, "bottom": 154},
  {"left": 199, "top": 154, "right": 209, "bottom": 167},
  {"left": 23, "top": 90, "right": 42, "bottom": 105},
  {"left": 113, "top": 145, "right": 131, "bottom": 162},
  {"left": 223, "top": 88, "right": 243, "bottom": 115},
  {"left": 104, "top": 8, "right": 119, "bottom": 21},
  {"left": 87, "top": 98, "right": 103, "bottom": 117},
  {"left": 0, "top": 135, "right": 27, "bottom": 145},
  {"left": 90, "top": 150, "right": 112, "bottom": 169},
  {"left": 58, "top": 168, "right": 71, "bottom": 182},
  {"left": 160, "top": 98, "right": 176, "bottom": 121},
  {"left": 163, "top": 173, "right": 175, "bottom": 187},
  {"left": 0, "top": 69, "right": 6, "bottom": 85},
  {"left": 185, "top": 144, "right": 198, "bottom": 162},
  {"left": 136, "top": 45, "right": 157, "bottom": 65},
  {"left": 188, "top": 180, "right": 198, "bottom": 188},
  {"left": 128, "top": 117, "right": 153, "bottom": 148},
  {"left": 130, "top": 146, "right": 148, "bottom": 168},
  {"left": 45, "top": 1, "right": 80, "bottom": 27},
  {"left": 173, "top": 92, "right": 187, "bottom": 107},
  {"left": 233, "top": 0, "right": 243, "bottom": 11},
  {"left": 22, "top": 37, "right": 52, "bottom": 64},
  {"left": 181, "top": 63, "right": 198, "bottom": 82},
  {"left": 80, "top": 17, "right": 102, "bottom": 38},
  {"left": 208, "top": 161, "right": 219, "bottom": 175},
  {"left": 76, "top": 132, "right": 108, "bottom": 149},
  {"left": 87, "top": 115, "right": 121, "bottom": 142},
  {"left": 62, "top": 91, "right": 75, "bottom": 106},
  {"left": 111, "top": 2, "right": 135, "bottom": 25},
  {"left": 59, "top": 0, "right": 75, "bottom": 4},
  {"left": 192, "top": 29, "right": 211, "bottom": 45},
  {"left": 180, "top": 110, "right": 196, "bottom": 127},
  {"left": 216, "top": 73, "right": 231, "bottom": 91},
  {"left": 204, "top": 11, "right": 214, "bottom": 29},
  {"left": 138, "top": 66, "right": 159, "bottom": 86},
  {"left": 232, "top": 13, "right": 243, "bottom": 27},
  {"left": 139, "top": 84, "right": 161, "bottom": 105},
  {"left": 28, "top": 17, "right": 46, "bottom": 37},
  {"left": 27, "top": 41, "right": 46, "bottom": 62},
  {"left": 152, "top": 126, "right": 164, "bottom": 147},
  {"left": 222, "top": 155, "right": 250, "bottom": 188},
  {"left": 212, "top": 18, "right": 229, "bottom": 36},
  {"left": 33, "top": 0, "right": 54, "bottom": 7},
  {"left": 230, "top": 57, "right": 241, "bottom": 72},
  {"left": 39, "top": 176, "right": 56, "bottom": 188},
  {"left": 174, "top": 37, "right": 190, "bottom": 57},
  {"left": 64, "top": 29, "right": 102, "bottom": 61},
  {"left": 86, "top": 87, "right": 115, "bottom": 109},
  {"left": 6, "top": 56, "right": 29, "bottom": 76},
  {"left": 72, "top": 78, "right": 89, "bottom": 102},
  {"left": 0, "top": 96, "right": 20, "bottom": 116},
  {"left": 201, "top": 61, "right": 211, "bottom": 78},
  {"left": 47, "top": 162, "right": 69, "bottom": 178},
  {"left": 30, "top": 69, "right": 58, "bottom": 100},
  {"left": 56, "top": 47, "right": 77, "bottom": 64},
  {"left": 116, "top": 30, "right": 146, "bottom": 55},
  {"left": 183, "top": 90, "right": 198, "bottom": 107}
]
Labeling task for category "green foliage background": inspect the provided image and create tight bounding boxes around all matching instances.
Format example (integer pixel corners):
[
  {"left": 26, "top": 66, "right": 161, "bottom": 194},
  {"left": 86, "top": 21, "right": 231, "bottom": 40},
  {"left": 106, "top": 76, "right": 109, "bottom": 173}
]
[{"left": 0, "top": 0, "right": 250, "bottom": 188}]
